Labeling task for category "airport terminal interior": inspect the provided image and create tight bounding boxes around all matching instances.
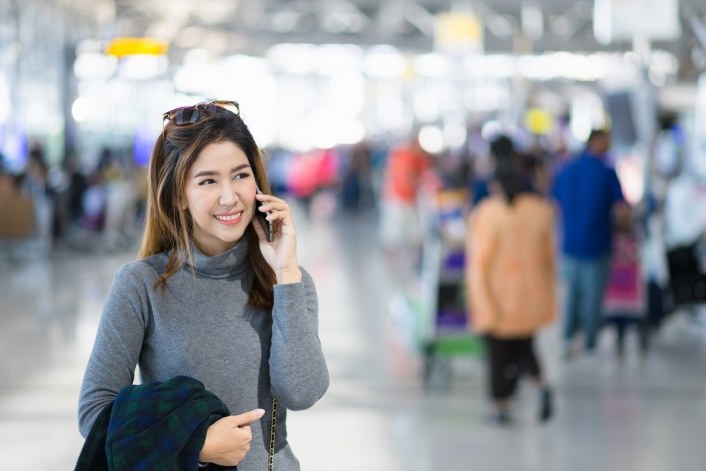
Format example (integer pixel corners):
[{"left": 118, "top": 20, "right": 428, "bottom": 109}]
[{"left": 2, "top": 0, "right": 706, "bottom": 470}]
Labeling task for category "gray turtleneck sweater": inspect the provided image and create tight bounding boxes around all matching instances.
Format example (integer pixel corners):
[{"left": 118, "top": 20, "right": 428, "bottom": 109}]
[{"left": 78, "top": 238, "right": 329, "bottom": 471}]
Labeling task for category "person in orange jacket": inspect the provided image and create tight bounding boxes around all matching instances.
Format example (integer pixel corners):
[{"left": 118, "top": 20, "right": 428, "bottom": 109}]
[{"left": 466, "top": 158, "right": 556, "bottom": 424}]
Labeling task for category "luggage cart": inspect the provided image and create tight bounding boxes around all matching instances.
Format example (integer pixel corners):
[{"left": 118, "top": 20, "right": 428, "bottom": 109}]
[
  {"left": 602, "top": 232, "right": 651, "bottom": 353},
  {"left": 415, "top": 189, "right": 483, "bottom": 390}
]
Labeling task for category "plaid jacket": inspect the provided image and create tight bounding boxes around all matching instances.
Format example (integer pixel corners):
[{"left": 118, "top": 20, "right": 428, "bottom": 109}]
[{"left": 75, "top": 375, "right": 233, "bottom": 470}]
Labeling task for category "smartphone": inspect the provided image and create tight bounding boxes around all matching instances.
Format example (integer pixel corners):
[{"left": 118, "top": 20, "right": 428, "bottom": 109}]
[{"left": 255, "top": 186, "right": 274, "bottom": 242}]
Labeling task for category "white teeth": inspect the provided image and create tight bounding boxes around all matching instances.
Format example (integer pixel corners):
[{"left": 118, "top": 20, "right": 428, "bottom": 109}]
[{"left": 215, "top": 212, "right": 241, "bottom": 221}]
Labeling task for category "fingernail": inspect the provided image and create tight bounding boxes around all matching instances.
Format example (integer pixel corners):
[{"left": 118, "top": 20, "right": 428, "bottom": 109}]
[{"left": 256, "top": 408, "right": 265, "bottom": 415}]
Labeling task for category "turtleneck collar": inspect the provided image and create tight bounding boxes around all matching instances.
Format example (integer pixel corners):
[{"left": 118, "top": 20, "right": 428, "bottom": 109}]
[{"left": 184, "top": 236, "right": 251, "bottom": 279}]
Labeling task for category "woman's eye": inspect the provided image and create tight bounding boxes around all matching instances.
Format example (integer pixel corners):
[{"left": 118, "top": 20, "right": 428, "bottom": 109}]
[
  {"left": 198, "top": 178, "right": 216, "bottom": 186},
  {"left": 233, "top": 173, "right": 250, "bottom": 181}
]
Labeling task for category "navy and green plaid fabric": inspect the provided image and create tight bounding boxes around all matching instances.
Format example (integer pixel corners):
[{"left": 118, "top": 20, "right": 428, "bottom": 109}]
[
  {"left": 76, "top": 376, "right": 232, "bottom": 471},
  {"left": 75, "top": 400, "right": 113, "bottom": 470}
]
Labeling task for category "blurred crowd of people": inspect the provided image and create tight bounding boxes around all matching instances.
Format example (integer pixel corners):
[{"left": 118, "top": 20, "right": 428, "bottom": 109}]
[
  {"left": 0, "top": 120, "right": 589, "bottom": 262},
  {"left": 462, "top": 128, "right": 635, "bottom": 423},
  {"left": 0, "top": 143, "right": 145, "bottom": 256},
  {"left": 258, "top": 123, "right": 643, "bottom": 428}
]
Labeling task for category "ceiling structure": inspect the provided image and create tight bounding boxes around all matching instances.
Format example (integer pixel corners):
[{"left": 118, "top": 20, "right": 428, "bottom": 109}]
[{"left": 56, "top": 0, "right": 706, "bottom": 65}]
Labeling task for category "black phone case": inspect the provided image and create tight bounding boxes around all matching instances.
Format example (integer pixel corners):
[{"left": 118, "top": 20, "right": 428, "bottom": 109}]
[{"left": 256, "top": 189, "right": 274, "bottom": 242}]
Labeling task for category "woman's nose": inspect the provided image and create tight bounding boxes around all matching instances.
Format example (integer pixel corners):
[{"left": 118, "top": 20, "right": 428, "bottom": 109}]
[{"left": 219, "top": 183, "right": 239, "bottom": 205}]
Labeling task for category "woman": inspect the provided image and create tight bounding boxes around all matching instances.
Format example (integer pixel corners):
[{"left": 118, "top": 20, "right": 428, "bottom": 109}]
[
  {"left": 466, "top": 159, "right": 555, "bottom": 424},
  {"left": 78, "top": 100, "right": 329, "bottom": 469}
]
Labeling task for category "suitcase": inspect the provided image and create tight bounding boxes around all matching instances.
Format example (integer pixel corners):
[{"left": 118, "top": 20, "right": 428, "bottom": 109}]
[{"left": 0, "top": 192, "right": 35, "bottom": 239}]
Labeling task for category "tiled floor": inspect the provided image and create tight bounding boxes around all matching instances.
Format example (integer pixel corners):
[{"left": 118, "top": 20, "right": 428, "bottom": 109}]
[{"left": 2, "top": 202, "right": 706, "bottom": 470}]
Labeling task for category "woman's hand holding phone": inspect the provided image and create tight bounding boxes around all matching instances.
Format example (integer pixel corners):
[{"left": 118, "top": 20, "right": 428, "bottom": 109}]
[{"left": 253, "top": 190, "right": 302, "bottom": 284}]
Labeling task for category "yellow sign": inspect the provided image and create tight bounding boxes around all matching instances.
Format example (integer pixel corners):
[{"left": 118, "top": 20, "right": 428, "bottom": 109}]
[
  {"left": 435, "top": 12, "right": 483, "bottom": 52},
  {"left": 524, "top": 108, "right": 555, "bottom": 135},
  {"left": 106, "top": 38, "right": 168, "bottom": 58}
]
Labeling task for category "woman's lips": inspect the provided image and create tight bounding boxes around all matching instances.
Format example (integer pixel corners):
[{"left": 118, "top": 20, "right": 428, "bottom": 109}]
[{"left": 214, "top": 211, "right": 242, "bottom": 225}]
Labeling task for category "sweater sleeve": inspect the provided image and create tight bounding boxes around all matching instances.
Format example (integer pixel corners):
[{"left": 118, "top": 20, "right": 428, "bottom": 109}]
[
  {"left": 269, "top": 267, "right": 329, "bottom": 410},
  {"left": 78, "top": 264, "right": 149, "bottom": 437}
]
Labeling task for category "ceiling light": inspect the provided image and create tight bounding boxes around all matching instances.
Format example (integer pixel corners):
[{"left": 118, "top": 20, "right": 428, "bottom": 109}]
[{"left": 363, "top": 46, "right": 407, "bottom": 78}]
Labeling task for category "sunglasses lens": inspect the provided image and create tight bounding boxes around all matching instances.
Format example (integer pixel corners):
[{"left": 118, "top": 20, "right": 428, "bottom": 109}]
[
  {"left": 172, "top": 107, "right": 201, "bottom": 125},
  {"left": 207, "top": 101, "right": 239, "bottom": 116}
]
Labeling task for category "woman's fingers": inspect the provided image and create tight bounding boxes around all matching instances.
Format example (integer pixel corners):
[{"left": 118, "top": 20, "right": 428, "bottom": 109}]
[
  {"left": 257, "top": 200, "right": 288, "bottom": 213},
  {"left": 256, "top": 199, "right": 292, "bottom": 221}
]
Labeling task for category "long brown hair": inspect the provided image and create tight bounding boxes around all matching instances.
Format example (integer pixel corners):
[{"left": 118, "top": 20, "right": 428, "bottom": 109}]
[{"left": 139, "top": 110, "right": 276, "bottom": 310}]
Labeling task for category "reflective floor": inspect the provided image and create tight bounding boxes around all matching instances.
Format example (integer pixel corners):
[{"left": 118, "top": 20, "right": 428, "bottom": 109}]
[{"left": 2, "top": 200, "right": 706, "bottom": 470}]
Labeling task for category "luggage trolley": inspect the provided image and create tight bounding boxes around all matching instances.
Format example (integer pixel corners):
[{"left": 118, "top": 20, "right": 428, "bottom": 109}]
[
  {"left": 416, "top": 189, "right": 483, "bottom": 390},
  {"left": 602, "top": 232, "right": 651, "bottom": 353}
]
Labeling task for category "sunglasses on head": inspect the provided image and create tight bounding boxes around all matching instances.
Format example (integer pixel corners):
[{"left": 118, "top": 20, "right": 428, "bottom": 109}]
[{"left": 162, "top": 100, "right": 240, "bottom": 126}]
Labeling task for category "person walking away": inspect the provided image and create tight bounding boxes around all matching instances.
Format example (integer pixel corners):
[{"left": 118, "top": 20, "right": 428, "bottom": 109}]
[
  {"left": 551, "top": 129, "right": 629, "bottom": 358},
  {"left": 466, "top": 160, "right": 556, "bottom": 424}
]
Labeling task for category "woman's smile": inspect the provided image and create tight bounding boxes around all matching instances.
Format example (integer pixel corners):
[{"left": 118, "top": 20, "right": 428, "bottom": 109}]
[{"left": 214, "top": 211, "right": 243, "bottom": 225}]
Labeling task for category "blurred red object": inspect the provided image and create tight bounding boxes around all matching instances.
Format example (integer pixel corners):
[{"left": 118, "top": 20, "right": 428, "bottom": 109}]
[
  {"left": 287, "top": 149, "right": 338, "bottom": 198},
  {"left": 604, "top": 233, "right": 645, "bottom": 316}
]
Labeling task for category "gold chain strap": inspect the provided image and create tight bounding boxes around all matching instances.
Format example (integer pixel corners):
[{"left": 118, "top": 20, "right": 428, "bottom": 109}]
[{"left": 268, "top": 398, "right": 277, "bottom": 471}]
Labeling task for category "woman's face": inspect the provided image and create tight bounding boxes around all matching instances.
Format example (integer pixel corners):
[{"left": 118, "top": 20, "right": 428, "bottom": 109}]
[{"left": 184, "top": 140, "right": 257, "bottom": 256}]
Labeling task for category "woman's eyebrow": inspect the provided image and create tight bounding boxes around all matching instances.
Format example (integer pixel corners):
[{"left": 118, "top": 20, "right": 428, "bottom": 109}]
[{"left": 193, "top": 164, "right": 250, "bottom": 178}]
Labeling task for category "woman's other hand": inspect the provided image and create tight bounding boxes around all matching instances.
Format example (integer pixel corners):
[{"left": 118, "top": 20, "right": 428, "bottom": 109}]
[{"left": 199, "top": 408, "right": 265, "bottom": 466}]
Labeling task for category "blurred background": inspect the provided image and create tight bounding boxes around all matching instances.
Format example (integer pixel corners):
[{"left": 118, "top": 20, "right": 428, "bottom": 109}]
[{"left": 2, "top": 0, "right": 706, "bottom": 469}]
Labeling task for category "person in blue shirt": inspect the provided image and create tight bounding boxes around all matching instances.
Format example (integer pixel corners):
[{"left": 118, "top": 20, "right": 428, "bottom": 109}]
[{"left": 551, "top": 129, "right": 628, "bottom": 356}]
